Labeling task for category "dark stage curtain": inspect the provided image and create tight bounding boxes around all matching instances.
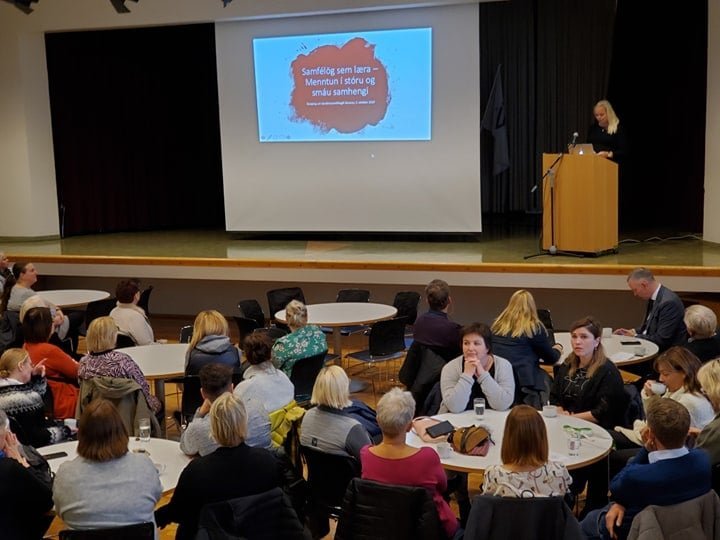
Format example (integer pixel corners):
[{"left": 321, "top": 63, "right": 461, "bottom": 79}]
[
  {"left": 479, "top": 0, "right": 616, "bottom": 214},
  {"left": 46, "top": 24, "right": 224, "bottom": 236}
]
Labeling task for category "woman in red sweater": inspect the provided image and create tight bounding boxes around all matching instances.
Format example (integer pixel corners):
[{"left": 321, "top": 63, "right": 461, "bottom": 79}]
[{"left": 23, "top": 306, "right": 78, "bottom": 419}]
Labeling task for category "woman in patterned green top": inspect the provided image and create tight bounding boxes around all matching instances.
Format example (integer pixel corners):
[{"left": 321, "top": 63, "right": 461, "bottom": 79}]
[{"left": 272, "top": 300, "right": 328, "bottom": 376}]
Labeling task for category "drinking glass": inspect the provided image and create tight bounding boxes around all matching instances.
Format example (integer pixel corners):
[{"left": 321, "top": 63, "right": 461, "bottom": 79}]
[{"left": 138, "top": 418, "right": 151, "bottom": 443}]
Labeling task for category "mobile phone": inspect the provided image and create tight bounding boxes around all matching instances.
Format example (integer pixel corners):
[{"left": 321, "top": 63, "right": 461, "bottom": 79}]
[
  {"left": 42, "top": 451, "right": 68, "bottom": 460},
  {"left": 621, "top": 340, "right": 642, "bottom": 345},
  {"left": 426, "top": 420, "right": 455, "bottom": 439}
]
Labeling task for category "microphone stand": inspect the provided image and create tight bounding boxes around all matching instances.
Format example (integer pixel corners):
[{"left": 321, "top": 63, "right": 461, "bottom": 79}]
[{"left": 524, "top": 151, "right": 584, "bottom": 259}]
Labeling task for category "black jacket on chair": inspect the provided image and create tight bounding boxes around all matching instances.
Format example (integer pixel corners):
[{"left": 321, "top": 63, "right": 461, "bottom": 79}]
[
  {"left": 399, "top": 342, "right": 447, "bottom": 415},
  {"left": 335, "top": 478, "right": 444, "bottom": 540}
]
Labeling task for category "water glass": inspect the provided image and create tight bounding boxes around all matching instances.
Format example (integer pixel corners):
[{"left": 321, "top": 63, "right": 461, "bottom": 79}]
[
  {"left": 138, "top": 418, "right": 151, "bottom": 442},
  {"left": 473, "top": 398, "right": 485, "bottom": 419},
  {"left": 567, "top": 433, "right": 582, "bottom": 456}
]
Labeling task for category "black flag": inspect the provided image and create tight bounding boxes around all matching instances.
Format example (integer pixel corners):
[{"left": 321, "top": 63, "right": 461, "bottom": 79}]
[{"left": 481, "top": 65, "right": 510, "bottom": 176}]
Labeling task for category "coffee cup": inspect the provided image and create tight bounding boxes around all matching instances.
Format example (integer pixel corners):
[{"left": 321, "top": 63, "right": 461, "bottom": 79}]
[
  {"left": 64, "top": 418, "right": 77, "bottom": 430},
  {"left": 634, "top": 345, "right": 647, "bottom": 356},
  {"left": 437, "top": 442, "right": 453, "bottom": 458},
  {"left": 650, "top": 382, "right": 667, "bottom": 395},
  {"left": 602, "top": 327, "right": 612, "bottom": 338},
  {"left": 542, "top": 405, "right": 557, "bottom": 418}
]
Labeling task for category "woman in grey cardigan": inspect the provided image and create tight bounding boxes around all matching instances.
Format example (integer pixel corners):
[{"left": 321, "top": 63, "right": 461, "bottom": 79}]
[{"left": 439, "top": 322, "right": 515, "bottom": 413}]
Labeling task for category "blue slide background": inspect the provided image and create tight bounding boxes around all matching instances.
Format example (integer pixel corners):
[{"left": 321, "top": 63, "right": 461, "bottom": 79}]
[{"left": 253, "top": 27, "right": 432, "bottom": 142}]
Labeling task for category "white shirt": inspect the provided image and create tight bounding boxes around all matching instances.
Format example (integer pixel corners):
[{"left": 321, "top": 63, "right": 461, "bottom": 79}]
[
  {"left": 110, "top": 303, "right": 154, "bottom": 345},
  {"left": 648, "top": 446, "right": 688, "bottom": 464}
]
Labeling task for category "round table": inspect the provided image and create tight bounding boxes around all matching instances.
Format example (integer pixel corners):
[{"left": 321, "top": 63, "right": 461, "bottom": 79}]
[
  {"left": 37, "top": 289, "right": 110, "bottom": 308},
  {"left": 554, "top": 332, "right": 659, "bottom": 367},
  {"left": 274, "top": 302, "right": 397, "bottom": 355},
  {"left": 406, "top": 409, "right": 612, "bottom": 473},
  {"left": 40, "top": 438, "right": 191, "bottom": 494},
  {"left": 116, "top": 343, "right": 187, "bottom": 400}
]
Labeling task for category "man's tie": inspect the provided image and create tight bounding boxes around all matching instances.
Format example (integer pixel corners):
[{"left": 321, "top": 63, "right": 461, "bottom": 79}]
[{"left": 640, "top": 299, "right": 655, "bottom": 334}]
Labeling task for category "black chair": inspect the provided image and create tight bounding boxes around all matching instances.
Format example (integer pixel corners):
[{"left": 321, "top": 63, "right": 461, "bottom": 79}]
[
  {"left": 336, "top": 478, "right": 443, "bottom": 540},
  {"left": 289, "top": 351, "right": 327, "bottom": 406},
  {"left": 80, "top": 297, "right": 116, "bottom": 335},
  {"left": 196, "top": 487, "right": 310, "bottom": 540},
  {"left": 267, "top": 287, "right": 306, "bottom": 330},
  {"left": 0, "top": 310, "right": 23, "bottom": 354},
  {"left": 179, "top": 325, "right": 193, "bottom": 344},
  {"left": 253, "top": 326, "right": 289, "bottom": 344},
  {"left": 346, "top": 317, "right": 407, "bottom": 397},
  {"left": 233, "top": 315, "right": 260, "bottom": 349},
  {"left": 301, "top": 445, "right": 360, "bottom": 538},
  {"left": 336, "top": 289, "right": 370, "bottom": 303},
  {"left": 238, "top": 299, "right": 266, "bottom": 329},
  {"left": 392, "top": 291, "right": 421, "bottom": 325},
  {"left": 59, "top": 522, "right": 155, "bottom": 539},
  {"left": 537, "top": 307, "right": 556, "bottom": 343},
  {"left": 114, "top": 334, "right": 136, "bottom": 349},
  {"left": 137, "top": 285, "right": 154, "bottom": 316},
  {"left": 180, "top": 375, "right": 202, "bottom": 423},
  {"left": 465, "top": 495, "right": 582, "bottom": 540}
]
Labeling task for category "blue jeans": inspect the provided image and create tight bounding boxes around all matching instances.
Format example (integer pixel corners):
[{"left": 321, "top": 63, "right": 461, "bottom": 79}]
[{"left": 580, "top": 506, "right": 611, "bottom": 540}]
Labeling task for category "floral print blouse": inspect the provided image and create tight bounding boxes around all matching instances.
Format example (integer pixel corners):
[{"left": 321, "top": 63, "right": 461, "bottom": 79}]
[
  {"left": 271, "top": 325, "right": 328, "bottom": 376},
  {"left": 482, "top": 461, "right": 572, "bottom": 498}
]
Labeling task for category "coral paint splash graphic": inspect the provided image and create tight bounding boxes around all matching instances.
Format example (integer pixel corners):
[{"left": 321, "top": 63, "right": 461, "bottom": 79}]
[{"left": 290, "top": 38, "right": 390, "bottom": 134}]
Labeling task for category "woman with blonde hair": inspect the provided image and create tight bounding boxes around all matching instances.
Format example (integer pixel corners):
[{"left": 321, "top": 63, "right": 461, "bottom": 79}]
[
  {"left": 299, "top": 365, "right": 371, "bottom": 460},
  {"left": 53, "top": 399, "right": 161, "bottom": 531},
  {"left": 185, "top": 310, "right": 241, "bottom": 375},
  {"left": 272, "top": 300, "right": 328, "bottom": 376},
  {"left": 78, "top": 317, "right": 160, "bottom": 414},
  {"left": 156, "top": 392, "right": 282, "bottom": 539},
  {"left": 483, "top": 405, "right": 571, "bottom": 498},
  {"left": 0, "top": 348, "right": 72, "bottom": 446},
  {"left": 695, "top": 359, "right": 720, "bottom": 465},
  {"left": 587, "top": 99, "right": 627, "bottom": 162},
  {"left": 491, "top": 290, "right": 562, "bottom": 406}
]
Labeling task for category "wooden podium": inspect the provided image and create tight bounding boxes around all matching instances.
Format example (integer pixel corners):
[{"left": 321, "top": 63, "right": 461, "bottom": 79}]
[{"left": 542, "top": 153, "right": 618, "bottom": 254}]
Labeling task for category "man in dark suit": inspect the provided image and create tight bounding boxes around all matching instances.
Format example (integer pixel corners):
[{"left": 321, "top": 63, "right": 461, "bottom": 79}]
[{"left": 614, "top": 267, "right": 686, "bottom": 351}]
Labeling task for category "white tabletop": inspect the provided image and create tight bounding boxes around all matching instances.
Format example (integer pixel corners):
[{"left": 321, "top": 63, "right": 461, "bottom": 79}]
[
  {"left": 406, "top": 409, "right": 612, "bottom": 473},
  {"left": 116, "top": 343, "right": 187, "bottom": 379},
  {"left": 40, "top": 438, "right": 191, "bottom": 494},
  {"left": 554, "top": 332, "right": 659, "bottom": 366},
  {"left": 37, "top": 289, "right": 110, "bottom": 308},
  {"left": 274, "top": 302, "right": 397, "bottom": 327}
]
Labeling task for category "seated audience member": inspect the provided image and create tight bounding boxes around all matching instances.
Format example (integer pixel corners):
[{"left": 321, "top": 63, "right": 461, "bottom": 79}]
[
  {"left": 695, "top": 359, "right": 720, "bottom": 465},
  {"left": 110, "top": 279, "right": 154, "bottom": 346},
  {"left": 0, "top": 251, "right": 10, "bottom": 293},
  {"left": 412, "top": 279, "right": 462, "bottom": 360},
  {"left": 235, "top": 333, "right": 294, "bottom": 413},
  {"left": 185, "top": 310, "right": 241, "bottom": 375},
  {"left": 79, "top": 317, "right": 161, "bottom": 414},
  {"left": 614, "top": 267, "right": 686, "bottom": 351},
  {"left": 54, "top": 399, "right": 160, "bottom": 531},
  {"left": 361, "top": 388, "right": 459, "bottom": 539},
  {"left": 483, "top": 404, "right": 572, "bottom": 498},
  {"left": 683, "top": 304, "right": 720, "bottom": 362},
  {"left": 0, "top": 348, "right": 71, "bottom": 446},
  {"left": 550, "top": 317, "right": 627, "bottom": 512},
  {"left": 22, "top": 306, "right": 79, "bottom": 419},
  {"left": 0, "top": 409, "right": 54, "bottom": 540},
  {"left": 439, "top": 322, "right": 515, "bottom": 413},
  {"left": 20, "top": 295, "right": 74, "bottom": 351},
  {"left": 272, "top": 300, "right": 328, "bottom": 376},
  {"left": 580, "top": 399, "right": 711, "bottom": 540},
  {"left": 491, "top": 290, "right": 562, "bottom": 407},
  {"left": 300, "top": 365, "right": 372, "bottom": 460},
  {"left": 156, "top": 393, "right": 282, "bottom": 540},
  {"left": 181, "top": 363, "right": 271, "bottom": 456},
  {"left": 612, "top": 347, "right": 713, "bottom": 463}
]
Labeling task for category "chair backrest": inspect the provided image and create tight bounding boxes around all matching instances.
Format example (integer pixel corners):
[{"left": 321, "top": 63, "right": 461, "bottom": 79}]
[
  {"left": 59, "top": 522, "right": 155, "bottom": 539},
  {"left": 537, "top": 307, "right": 555, "bottom": 342},
  {"left": 0, "top": 309, "right": 23, "bottom": 354},
  {"left": 179, "top": 325, "right": 193, "bottom": 344},
  {"left": 234, "top": 316, "right": 260, "bottom": 349},
  {"left": 368, "top": 317, "right": 407, "bottom": 357},
  {"left": 392, "top": 291, "right": 421, "bottom": 325},
  {"left": 267, "top": 287, "right": 306, "bottom": 321},
  {"left": 628, "top": 490, "right": 720, "bottom": 540},
  {"left": 238, "top": 299, "right": 266, "bottom": 329},
  {"left": 180, "top": 375, "right": 203, "bottom": 418},
  {"left": 290, "top": 351, "right": 327, "bottom": 402},
  {"left": 336, "top": 478, "right": 443, "bottom": 540},
  {"left": 336, "top": 289, "right": 370, "bottom": 303},
  {"left": 115, "top": 333, "right": 136, "bottom": 348},
  {"left": 196, "top": 487, "right": 309, "bottom": 540},
  {"left": 465, "top": 495, "right": 582, "bottom": 540},
  {"left": 137, "top": 285, "right": 154, "bottom": 316},
  {"left": 84, "top": 297, "right": 117, "bottom": 328},
  {"left": 301, "top": 445, "right": 360, "bottom": 514},
  {"left": 713, "top": 463, "right": 720, "bottom": 498},
  {"left": 254, "top": 326, "right": 289, "bottom": 344}
]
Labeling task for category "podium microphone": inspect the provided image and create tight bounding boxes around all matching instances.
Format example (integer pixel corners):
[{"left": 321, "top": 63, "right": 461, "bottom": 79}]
[{"left": 570, "top": 131, "right": 579, "bottom": 146}]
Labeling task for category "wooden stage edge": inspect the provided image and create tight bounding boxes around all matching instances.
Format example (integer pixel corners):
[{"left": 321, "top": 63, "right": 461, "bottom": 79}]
[{"left": 11, "top": 254, "right": 720, "bottom": 277}]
